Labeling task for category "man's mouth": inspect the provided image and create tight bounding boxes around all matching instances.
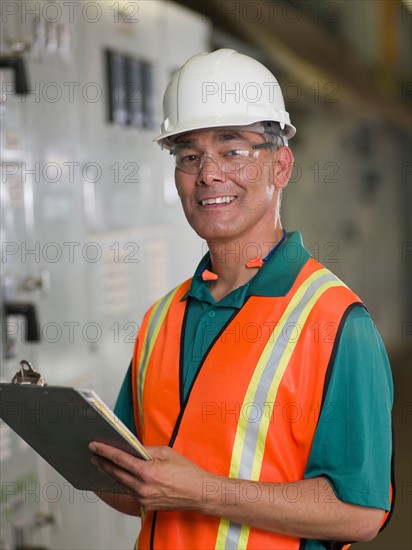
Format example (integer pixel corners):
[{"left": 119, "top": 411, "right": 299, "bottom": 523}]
[{"left": 200, "top": 196, "right": 237, "bottom": 206}]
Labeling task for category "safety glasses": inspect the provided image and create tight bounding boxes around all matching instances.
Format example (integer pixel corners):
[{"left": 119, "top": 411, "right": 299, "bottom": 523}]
[{"left": 170, "top": 139, "right": 275, "bottom": 175}]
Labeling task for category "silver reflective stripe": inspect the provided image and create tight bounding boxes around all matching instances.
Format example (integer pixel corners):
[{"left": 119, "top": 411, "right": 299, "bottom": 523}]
[{"left": 220, "top": 270, "right": 342, "bottom": 548}]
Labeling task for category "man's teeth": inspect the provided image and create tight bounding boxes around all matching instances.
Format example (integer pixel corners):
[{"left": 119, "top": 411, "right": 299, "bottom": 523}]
[{"left": 201, "top": 196, "right": 236, "bottom": 206}]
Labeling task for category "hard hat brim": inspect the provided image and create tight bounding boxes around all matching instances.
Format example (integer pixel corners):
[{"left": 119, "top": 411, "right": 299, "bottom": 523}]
[{"left": 155, "top": 118, "right": 296, "bottom": 149}]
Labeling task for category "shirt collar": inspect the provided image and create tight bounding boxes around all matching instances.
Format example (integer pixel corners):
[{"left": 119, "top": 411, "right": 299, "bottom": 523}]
[{"left": 181, "top": 231, "right": 310, "bottom": 306}]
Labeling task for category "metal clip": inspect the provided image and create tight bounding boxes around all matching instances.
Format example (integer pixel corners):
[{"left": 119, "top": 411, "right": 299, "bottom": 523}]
[{"left": 12, "top": 359, "right": 47, "bottom": 386}]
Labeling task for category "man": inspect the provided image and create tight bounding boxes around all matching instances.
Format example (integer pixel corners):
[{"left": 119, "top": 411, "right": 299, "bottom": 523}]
[{"left": 90, "top": 49, "right": 393, "bottom": 549}]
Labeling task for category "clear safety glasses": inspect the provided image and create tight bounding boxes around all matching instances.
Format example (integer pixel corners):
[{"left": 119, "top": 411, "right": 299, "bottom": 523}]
[{"left": 170, "top": 139, "right": 275, "bottom": 175}]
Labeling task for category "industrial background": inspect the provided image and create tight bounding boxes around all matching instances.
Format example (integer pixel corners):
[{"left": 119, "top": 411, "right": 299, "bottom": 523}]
[{"left": 0, "top": 1, "right": 411, "bottom": 549}]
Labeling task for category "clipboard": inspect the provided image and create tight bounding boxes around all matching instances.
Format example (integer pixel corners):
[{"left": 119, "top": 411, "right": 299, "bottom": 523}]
[{"left": 0, "top": 361, "right": 151, "bottom": 493}]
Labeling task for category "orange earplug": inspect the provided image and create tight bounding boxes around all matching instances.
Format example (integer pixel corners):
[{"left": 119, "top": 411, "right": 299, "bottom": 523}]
[
  {"left": 246, "top": 257, "right": 264, "bottom": 268},
  {"left": 201, "top": 269, "right": 219, "bottom": 281}
]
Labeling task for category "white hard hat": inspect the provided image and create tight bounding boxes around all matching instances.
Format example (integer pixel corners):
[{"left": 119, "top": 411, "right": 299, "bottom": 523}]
[{"left": 155, "top": 48, "right": 296, "bottom": 149}]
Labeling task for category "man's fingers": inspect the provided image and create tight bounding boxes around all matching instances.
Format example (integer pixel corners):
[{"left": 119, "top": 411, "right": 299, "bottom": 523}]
[
  {"left": 89, "top": 441, "right": 149, "bottom": 476},
  {"left": 91, "top": 454, "right": 144, "bottom": 496}
]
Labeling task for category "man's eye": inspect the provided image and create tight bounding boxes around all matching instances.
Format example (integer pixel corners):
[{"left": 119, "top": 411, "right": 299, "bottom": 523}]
[
  {"left": 180, "top": 154, "right": 199, "bottom": 164},
  {"left": 225, "top": 148, "right": 248, "bottom": 158}
]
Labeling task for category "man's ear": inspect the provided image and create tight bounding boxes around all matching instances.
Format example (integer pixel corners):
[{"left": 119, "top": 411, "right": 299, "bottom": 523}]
[{"left": 274, "top": 147, "right": 294, "bottom": 189}]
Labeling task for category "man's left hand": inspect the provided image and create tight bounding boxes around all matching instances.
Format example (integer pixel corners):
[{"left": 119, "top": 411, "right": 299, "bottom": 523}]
[{"left": 89, "top": 442, "right": 212, "bottom": 512}]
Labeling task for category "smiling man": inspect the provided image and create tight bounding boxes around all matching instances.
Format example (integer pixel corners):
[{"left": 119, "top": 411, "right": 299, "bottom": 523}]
[{"left": 90, "top": 49, "right": 393, "bottom": 550}]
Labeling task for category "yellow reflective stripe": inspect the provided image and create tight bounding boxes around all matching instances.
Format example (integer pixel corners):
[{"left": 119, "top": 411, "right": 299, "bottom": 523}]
[
  {"left": 215, "top": 268, "right": 344, "bottom": 549},
  {"left": 216, "top": 518, "right": 230, "bottom": 549},
  {"left": 137, "top": 284, "right": 182, "bottom": 426},
  {"left": 137, "top": 298, "right": 163, "bottom": 425},
  {"left": 146, "top": 285, "right": 181, "bottom": 358}
]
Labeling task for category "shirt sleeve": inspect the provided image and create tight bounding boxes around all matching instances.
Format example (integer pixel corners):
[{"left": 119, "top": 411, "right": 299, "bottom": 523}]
[
  {"left": 113, "top": 360, "right": 137, "bottom": 436},
  {"left": 304, "top": 305, "right": 393, "bottom": 511}
]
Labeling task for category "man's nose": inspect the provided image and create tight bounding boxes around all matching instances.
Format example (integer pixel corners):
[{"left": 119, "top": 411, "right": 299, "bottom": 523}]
[{"left": 197, "top": 154, "right": 224, "bottom": 185}]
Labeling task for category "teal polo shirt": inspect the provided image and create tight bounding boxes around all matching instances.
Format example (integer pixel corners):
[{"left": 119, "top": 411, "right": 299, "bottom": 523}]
[{"left": 114, "top": 231, "right": 393, "bottom": 547}]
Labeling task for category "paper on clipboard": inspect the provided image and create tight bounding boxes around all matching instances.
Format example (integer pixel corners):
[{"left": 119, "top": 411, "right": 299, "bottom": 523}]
[
  {"left": 0, "top": 382, "right": 151, "bottom": 493},
  {"left": 80, "top": 388, "right": 151, "bottom": 460}
]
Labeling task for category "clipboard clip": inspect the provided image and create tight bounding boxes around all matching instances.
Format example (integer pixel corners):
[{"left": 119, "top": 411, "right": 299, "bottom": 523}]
[{"left": 12, "top": 359, "right": 47, "bottom": 386}]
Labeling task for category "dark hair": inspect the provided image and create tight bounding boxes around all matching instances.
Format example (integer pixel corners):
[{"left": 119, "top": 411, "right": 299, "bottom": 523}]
[{"left": 263, "top": 121, "right": 288, "bottom": 149}]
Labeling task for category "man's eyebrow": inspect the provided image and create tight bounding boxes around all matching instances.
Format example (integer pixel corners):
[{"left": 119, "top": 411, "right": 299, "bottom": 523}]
[
  {"left": 173, "top": 140, "right": 197, "bottom": 147},
  {"left": 216, "top": 132, "right": 248, "bottom": 142},
  {"left": 175, "top": 132, "right": 248, "bottom": 145}
]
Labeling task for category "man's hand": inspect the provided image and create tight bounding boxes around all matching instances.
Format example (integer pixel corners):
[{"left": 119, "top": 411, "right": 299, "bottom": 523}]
[
  {"left": 89, "top": 442, "right": 213, "bottom": 512},
  {"left": 90, "top": 442, "right": 384, "bottom": 543}
]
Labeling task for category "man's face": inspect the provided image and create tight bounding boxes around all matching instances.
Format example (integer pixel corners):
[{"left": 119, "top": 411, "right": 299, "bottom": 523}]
[{"left": 173, "top": 128, "right": 284, "bottom": 244}]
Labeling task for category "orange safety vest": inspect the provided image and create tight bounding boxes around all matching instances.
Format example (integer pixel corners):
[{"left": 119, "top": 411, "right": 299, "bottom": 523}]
[{"left": 131, "top": 258, "right": 383, "bottom": 549}]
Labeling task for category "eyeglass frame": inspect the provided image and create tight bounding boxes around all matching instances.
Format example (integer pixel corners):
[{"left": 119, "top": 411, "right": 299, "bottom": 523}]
[{"left": 169, "top": 136, "right": 283, "bottom": 175}]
